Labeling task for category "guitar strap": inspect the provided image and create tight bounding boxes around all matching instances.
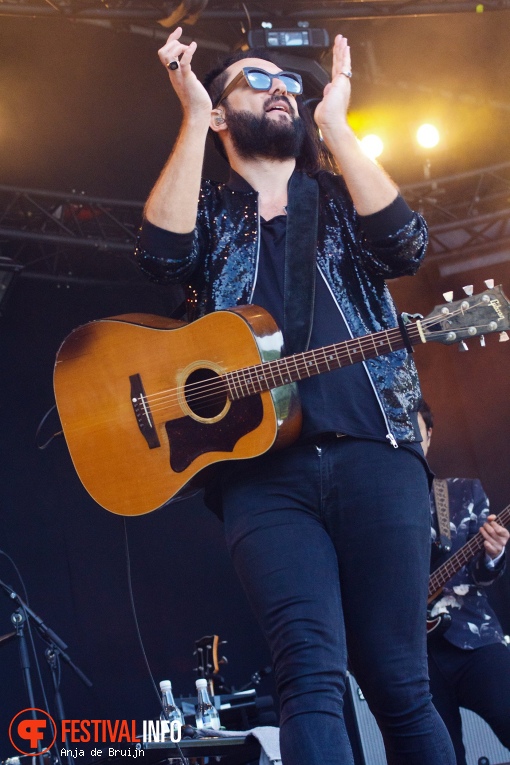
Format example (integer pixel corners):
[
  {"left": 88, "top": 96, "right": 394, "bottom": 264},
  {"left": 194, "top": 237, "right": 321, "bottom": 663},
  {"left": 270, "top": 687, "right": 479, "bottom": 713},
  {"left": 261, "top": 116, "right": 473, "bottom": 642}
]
[
  {"left": 432, "top": 478, "right": 452, "bottom": 553},
  {"left": 283, "top": 172, "right": 319, "bottom": 355}
]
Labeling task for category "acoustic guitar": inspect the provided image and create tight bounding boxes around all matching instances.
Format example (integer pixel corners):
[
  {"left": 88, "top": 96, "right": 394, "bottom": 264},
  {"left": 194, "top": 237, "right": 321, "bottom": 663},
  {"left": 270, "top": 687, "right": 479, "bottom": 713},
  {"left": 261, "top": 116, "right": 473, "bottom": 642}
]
[
  {"left": 427, "top": 502, "right": 510, "bottom": 635},
  {"left": 53, "top": 285, "right": 510, "bottom": 516}
]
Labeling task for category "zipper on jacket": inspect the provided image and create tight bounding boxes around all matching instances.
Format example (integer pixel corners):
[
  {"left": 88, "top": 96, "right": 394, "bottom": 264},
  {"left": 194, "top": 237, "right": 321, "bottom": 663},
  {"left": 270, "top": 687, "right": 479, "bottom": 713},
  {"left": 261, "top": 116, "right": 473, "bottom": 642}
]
[
  {"left": 318, "top": 267, "right": 399, "bottom": 448},
  {"left": 386, "top": 433, "right": 398, "bottom": 448},
  {"left": 248, "top": 195, "right": 261, "bottom": 305}
]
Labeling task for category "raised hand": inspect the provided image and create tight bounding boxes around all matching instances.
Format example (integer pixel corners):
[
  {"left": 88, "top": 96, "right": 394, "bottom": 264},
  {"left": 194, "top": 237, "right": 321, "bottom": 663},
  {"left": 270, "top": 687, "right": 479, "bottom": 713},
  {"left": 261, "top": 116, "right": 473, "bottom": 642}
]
[
  {"left": 313, "top": 34, "right": 352, "bottom": 134},
  {"left": 158, "top": 27, "right": 212, "bottom": 120},
  {"left": 311, "top": 34, "right": 397, "bottom": 215},
  {"left": 145, "top": 27, "right": 212, "bottom": 231}
]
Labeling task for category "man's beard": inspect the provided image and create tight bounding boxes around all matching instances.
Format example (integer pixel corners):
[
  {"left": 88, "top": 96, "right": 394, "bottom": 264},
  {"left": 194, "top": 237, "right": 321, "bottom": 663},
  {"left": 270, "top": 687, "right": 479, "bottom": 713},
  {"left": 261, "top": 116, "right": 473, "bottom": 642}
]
[{"left": 224, "top": 101, "right": 306, "bottom": 161}]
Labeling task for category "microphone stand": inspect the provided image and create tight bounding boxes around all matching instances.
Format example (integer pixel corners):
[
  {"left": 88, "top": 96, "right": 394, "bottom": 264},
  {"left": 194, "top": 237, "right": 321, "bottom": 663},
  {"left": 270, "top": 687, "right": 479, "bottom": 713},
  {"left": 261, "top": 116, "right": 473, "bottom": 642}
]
[
  {"left": 0, "top": 579, "right": 93, "bottom": 765},
  {"left": 10, "top": 608, "right": 46, "bottom": 765},
  {"left": 44, "top": 647, "right": 73, "bottom": 765},
  {"left": 239, "top": 665, "right": 272, "bottom": 692}
]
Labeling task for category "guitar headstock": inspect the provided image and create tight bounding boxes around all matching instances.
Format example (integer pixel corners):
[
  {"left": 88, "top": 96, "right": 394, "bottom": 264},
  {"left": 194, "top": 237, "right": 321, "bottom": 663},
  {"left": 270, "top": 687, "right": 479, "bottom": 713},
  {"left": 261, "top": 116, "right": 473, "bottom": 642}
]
[
  {"left": 421, "top": 284, "right": 510, "bottom": 347},
  {"left": 193, "top": 634, "right": 228, "bottom": 683}
]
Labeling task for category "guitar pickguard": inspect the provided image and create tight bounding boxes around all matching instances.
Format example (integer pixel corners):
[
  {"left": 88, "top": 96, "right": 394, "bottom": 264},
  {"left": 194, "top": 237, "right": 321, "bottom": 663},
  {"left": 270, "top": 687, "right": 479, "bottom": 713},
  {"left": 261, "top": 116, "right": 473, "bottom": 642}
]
[{"left": 166, "top": 395, "right": 264, "bottom": 473}]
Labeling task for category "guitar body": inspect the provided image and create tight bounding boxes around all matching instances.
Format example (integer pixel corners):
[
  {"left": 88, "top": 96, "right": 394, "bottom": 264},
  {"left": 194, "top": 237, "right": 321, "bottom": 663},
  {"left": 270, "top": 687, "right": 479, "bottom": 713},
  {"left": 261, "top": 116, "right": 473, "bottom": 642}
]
[
  {"left": 54, "top": 305, "right": 301, "bottom": 516},
  {"left": 53, "top": 286, "right": 510, "bottom": 518},
  {"left": 426, "top": 612, "right": 452, "bottom": 637}
]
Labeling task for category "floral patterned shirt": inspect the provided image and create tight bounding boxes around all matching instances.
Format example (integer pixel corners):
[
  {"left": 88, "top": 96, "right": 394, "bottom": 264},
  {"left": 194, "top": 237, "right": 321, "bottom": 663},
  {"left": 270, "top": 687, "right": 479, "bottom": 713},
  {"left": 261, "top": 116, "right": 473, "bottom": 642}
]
[{"left": 429, "top": 477, "right": 507, "bottom": 650}]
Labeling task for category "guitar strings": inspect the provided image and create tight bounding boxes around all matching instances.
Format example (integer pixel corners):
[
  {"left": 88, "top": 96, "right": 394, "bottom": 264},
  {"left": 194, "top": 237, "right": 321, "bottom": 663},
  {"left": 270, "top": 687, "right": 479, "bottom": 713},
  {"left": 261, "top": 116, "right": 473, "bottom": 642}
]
[
  {"left": 142, "top": 311, "right": 429, "bottom": 412},
  {"left": 429, "top": 504, "right": 510, "bottom": 594},
  {"left": 139, "top": 301, "right": 490, "bottom": 418},
  {"left": 142, "top": 324, "right": 410, "bottom": 417},
  {"left": 141, "top": 307, "right": 490, "bottom": 416}
]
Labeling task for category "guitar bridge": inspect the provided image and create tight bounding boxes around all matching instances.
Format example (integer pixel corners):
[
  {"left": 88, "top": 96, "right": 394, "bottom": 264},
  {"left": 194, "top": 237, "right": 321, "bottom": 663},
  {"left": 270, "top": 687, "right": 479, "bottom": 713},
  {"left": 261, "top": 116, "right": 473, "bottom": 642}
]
[{"left": 130, "top": 373, "right": 161, "bottom": 449}]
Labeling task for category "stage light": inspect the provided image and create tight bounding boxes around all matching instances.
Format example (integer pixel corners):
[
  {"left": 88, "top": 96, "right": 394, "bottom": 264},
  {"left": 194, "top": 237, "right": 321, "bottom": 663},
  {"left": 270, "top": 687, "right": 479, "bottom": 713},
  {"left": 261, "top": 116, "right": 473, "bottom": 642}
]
[
  {"left": 360, "top": 134, "right": 384, "bottom": 161},
  {"left": 416, "top": 123, "right": 440, "bottom": 149},
  {"left": 247, "top": 28, "right": 329, "bottom": 52}
]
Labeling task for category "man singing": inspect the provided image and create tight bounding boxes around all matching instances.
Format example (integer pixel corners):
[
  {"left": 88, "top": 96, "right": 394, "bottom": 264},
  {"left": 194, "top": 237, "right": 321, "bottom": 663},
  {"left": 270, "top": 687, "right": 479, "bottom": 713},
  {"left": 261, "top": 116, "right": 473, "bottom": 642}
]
[{"left": 135, "top": 27, "right": 455, "bottom": 765}]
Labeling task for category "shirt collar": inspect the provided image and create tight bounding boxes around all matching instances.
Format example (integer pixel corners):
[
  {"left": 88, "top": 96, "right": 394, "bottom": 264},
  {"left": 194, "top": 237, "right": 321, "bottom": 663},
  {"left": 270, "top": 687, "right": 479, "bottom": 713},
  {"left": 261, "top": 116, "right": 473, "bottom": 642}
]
[{"left": 226, "top": 169, "right": 256, "bottom": 192}]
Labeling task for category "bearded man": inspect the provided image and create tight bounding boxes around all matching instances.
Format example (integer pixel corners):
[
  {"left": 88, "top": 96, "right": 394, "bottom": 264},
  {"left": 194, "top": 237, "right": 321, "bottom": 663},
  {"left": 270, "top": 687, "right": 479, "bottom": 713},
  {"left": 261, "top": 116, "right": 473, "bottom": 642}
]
[{"left": 135, "top": 28, "right": 456, "bottom": 765}]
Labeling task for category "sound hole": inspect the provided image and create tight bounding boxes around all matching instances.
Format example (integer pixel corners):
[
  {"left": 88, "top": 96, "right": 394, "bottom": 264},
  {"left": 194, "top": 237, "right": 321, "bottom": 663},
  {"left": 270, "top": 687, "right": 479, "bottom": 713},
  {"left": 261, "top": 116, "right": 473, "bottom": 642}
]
[{"left": 184, "top": 368, "right": 228, "bottom": 419}]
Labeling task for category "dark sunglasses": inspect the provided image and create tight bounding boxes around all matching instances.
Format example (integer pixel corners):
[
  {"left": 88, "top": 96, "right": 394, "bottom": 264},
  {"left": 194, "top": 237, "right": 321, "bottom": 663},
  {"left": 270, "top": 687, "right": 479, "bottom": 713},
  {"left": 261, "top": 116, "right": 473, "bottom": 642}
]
[{"left": 215, "top": 67, "right": 303, "bottom": 107}]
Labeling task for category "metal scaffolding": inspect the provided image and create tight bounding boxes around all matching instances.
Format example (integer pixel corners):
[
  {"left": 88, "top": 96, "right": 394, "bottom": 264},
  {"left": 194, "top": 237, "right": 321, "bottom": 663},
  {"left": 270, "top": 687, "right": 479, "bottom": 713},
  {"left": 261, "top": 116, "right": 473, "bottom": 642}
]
[
  {"left": 1, "top": 161, "right": 509, "bottom": 281},
  {"left": 0, "top": 186, "right": 143, "bottom": 283},
  {"left": 400, "top": 162, "right": 510, "bottom": 275},
  {"left": 1, "top": 0, "right": 510, "bottom": 24}
]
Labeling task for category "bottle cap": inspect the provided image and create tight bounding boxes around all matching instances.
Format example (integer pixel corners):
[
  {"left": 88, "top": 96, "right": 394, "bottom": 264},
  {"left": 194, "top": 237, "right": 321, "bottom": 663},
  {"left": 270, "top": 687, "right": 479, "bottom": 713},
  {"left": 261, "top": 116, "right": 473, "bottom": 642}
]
[
  {"left": 195, "top": 678, "right": 208, "bottom": 688},
  {"left": 160, "top": 680, "right": 172, "bottom": 690}
]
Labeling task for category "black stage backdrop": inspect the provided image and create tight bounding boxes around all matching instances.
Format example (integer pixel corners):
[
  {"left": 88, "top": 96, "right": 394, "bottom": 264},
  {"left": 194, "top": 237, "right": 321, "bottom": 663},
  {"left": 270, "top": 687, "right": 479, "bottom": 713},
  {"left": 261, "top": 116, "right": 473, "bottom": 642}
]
[
  {"left": 1, "top": 260, "right": 509, "bottom": 762},
  {"left": 0, "top": 273, "right": 276, "bottom": 759}
]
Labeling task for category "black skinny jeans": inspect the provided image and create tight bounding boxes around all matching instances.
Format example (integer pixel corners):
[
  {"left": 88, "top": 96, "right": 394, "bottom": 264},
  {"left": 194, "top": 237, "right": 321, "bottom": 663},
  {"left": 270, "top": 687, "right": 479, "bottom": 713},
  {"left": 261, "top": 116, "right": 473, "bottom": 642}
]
[{"left": 221, "top": 437, "right": 456, "bottom": 765}]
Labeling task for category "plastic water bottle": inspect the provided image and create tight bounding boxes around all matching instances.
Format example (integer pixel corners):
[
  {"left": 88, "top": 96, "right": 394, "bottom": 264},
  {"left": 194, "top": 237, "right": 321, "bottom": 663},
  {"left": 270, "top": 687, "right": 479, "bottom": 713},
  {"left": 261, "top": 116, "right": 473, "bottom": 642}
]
[
  {"left": 159, "top": 679, "right": 185, "bottom": 738},
  {"left": 195, "top": 678, "right": 220, "bottom": 730}
]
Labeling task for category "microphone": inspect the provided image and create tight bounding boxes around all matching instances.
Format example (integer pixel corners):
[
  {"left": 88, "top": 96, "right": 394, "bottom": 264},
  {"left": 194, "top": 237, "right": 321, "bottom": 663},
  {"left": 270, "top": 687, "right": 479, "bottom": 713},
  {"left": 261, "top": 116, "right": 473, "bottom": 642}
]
[{"left": 1, "top": 579, "right": 68, "bottom": 651}]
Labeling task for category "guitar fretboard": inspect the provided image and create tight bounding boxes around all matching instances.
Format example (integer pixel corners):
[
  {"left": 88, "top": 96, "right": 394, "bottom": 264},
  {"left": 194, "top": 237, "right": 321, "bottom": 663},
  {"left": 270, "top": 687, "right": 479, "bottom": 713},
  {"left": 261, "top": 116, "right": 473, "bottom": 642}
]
[
  {"left": 428, "top": 504, "right": 510, "bottom": 598},
  {"left": 224, "top": 322, "right": 422, "bottom": 400}
]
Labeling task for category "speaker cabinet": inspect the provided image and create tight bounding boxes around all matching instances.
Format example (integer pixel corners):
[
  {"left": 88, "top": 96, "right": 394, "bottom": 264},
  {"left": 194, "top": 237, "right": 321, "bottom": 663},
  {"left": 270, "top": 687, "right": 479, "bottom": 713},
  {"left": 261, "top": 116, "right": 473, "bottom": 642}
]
[
  {"left": 346, "top": 674, "right": 510, "bottom": 765},
  {"left": 460, "top": 707, "right": 510, "bottom": 765},
  {"left": 345, "top": 674, "right": 385, "bottom": 765}
]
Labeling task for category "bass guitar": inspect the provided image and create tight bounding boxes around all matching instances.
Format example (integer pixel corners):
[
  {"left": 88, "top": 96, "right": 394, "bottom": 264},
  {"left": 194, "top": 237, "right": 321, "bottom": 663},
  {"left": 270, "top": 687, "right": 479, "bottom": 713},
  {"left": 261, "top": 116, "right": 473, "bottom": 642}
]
[
  {"left": 53, "top": 285, "right": 510, "bottom": 516},
  {"left": 427, "top": 502, "right": 510, "bottom": 635}
]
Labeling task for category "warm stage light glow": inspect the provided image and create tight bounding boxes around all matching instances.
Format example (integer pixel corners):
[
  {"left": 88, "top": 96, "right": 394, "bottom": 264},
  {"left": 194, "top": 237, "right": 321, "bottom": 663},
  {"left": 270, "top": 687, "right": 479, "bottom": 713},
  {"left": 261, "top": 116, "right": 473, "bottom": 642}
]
[
  {"left": 416, "top": 123, "right": 440, "bottom": 149},
  {"left": 360, "top": 134, "right": 384, "bottom": 161}
]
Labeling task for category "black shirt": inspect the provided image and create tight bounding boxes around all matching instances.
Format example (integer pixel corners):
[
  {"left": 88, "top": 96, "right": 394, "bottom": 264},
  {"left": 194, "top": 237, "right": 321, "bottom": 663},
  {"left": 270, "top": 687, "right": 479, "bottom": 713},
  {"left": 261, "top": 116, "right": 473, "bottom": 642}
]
[
  {"left": 139, "top": 194, "right": 425, "bottom": 454},
  {"left": 256, "top": 214, "right": 387, "bottom": 442}
]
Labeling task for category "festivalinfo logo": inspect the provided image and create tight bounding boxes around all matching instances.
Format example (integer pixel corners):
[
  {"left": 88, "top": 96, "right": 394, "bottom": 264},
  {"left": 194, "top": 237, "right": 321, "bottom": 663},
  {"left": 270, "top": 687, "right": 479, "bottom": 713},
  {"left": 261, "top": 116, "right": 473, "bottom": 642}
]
[{"left": 8, "top": 709, "right": 182, "bottom": 760}]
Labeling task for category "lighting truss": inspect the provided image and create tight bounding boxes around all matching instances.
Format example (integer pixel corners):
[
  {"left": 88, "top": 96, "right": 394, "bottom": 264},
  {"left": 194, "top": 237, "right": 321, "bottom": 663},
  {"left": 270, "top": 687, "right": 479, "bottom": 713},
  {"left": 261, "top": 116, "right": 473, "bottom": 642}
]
[
  {"left": 1, "top": 162, "right": 510, "bottom": 281},
  {"left": 401, "top": 162, "right": 510, "bottom": 268},
  {"left": 0, "top": 186, "right": 144, "bottom": 282},
  {"left": 1, "top": 0, "right": 510, "bottom": 24},
  {"left": 0, "top": 186, "right": 140, "bottom": 252}
]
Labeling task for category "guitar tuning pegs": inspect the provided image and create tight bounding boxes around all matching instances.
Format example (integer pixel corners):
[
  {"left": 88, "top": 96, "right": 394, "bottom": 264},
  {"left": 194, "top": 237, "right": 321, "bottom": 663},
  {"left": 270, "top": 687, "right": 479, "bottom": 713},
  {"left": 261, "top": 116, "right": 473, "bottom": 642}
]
[
  {"left": 480, "top": 335, "right": 486, "bottom": 347},
  {"left": 462, "top": 284, "right": 474, "bottom": 296},
  {"left": 443, "top": 291, "right": 454, "bottom": 303},
  {"left": 459, "top": 341, "right": 469, "bottom": 352},
  {"left": 484, "top": 279, "right": 495, "bottom": 289},
  {"left": 499, "top": 331, "right": 509, "bottom": 342}
]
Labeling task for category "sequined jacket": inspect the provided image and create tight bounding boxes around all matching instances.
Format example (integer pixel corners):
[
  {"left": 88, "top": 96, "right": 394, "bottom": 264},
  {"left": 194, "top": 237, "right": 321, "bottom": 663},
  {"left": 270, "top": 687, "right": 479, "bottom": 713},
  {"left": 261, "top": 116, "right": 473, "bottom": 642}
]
[
  {"left": 429, "top": 478, "right": 507, "bottom": 650},
  {"left": 136, "top": 169, "right": 428, "bottom": 444}
]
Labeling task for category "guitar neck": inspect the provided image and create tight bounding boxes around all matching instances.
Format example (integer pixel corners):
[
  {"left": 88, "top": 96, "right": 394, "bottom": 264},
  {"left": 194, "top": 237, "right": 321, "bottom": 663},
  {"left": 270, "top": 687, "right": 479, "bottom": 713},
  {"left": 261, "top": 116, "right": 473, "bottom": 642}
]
[
  {"left": 226, "top": 321, "right": 421, "bottom": 399},
  {"left": 429, "top": 504, "right": 510, "bottom": 597}
]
